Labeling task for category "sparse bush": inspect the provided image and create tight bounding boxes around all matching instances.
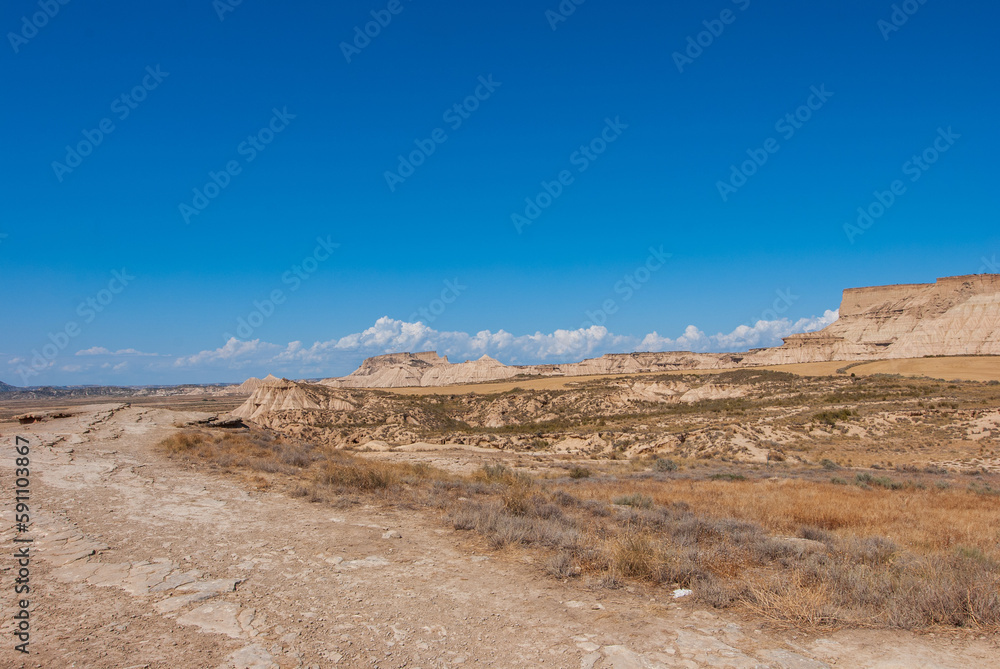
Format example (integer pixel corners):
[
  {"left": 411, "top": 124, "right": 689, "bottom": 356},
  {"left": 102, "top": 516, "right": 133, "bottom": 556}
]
[
  {"left": 856, "top": 472, "right": 904, "bottom": 490},
  {"left": 568, "top": 466, "right": 592, "bottom": 479},
  {"left": 820, "top": 458, "right": 840, "bottom": 470},
  {"left": 546, "top": 551, "right": 580, "bottom": 578},
  {"left": 654, "top": 457, "right": 678, "bottom": 472},
  {"left": 480, "top": 463, "right": 510, "bottom": 481},
  {"left": 968, "top": 482, "right": 1000, "bottom": 496},
  {"left": 613, "top": 493, "right": 653, "bottom": 509},
  {"left": 813, "top": 409, "right": 855, "bottom": 426}
]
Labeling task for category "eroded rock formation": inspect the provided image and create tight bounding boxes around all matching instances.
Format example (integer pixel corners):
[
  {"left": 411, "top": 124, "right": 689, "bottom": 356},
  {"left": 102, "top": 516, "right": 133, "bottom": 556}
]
[{"left": 744, "top": 274, "right": 1000, "bottom": 365}]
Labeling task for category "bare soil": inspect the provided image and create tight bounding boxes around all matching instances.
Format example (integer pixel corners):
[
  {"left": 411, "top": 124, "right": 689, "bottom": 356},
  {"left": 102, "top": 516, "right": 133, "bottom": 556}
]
[{"left": 2, "top": 403, "right": 998, "bottom": 668}]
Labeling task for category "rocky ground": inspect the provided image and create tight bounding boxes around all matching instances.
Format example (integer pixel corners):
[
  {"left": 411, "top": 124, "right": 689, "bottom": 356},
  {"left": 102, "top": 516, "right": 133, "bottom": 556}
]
[
  {"left": 233, "top": 371, "right": 1000, "bottom": 472},
  {"left": 1, "top": 404, "right": 998, "bottom": 668}
]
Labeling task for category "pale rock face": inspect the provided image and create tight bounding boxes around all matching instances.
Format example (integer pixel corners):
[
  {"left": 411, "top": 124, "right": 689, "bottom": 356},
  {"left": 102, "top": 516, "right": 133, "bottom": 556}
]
[
  {"left": 744, "top": 274, "right": 1000, "bottom": 365},
  {"left": 320, "top": 351, "right": 742, "bottom": 389},
  {"left": 231, "top": 379, "right": 355, "bottom": 422},
  {"left": 225, "top": 373, "right": 283, "bottom": 394}
]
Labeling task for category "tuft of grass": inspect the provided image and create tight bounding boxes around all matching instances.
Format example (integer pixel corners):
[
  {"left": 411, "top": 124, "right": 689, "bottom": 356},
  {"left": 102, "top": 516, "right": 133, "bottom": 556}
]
[
  {"left": 709, "top": 473, "right": 747, "bottom": 482},
  {"left": 315, "top": 460, "right": 396, "bottom": 490},
  {"left": 568, "top": 466, "right": 592, "bottom": 479},
  {"left": 613, "top": 493, "right": 653, "bottom": 509},
  {"left": 546, "top": 551, "right": 581, "bottom": 578}
]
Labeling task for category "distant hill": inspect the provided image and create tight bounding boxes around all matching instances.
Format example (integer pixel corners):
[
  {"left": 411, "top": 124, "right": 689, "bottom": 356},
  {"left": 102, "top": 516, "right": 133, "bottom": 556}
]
[
  {"left": 0, "top": 380, "right": 17, "bottom": 392},
  {"left": 318, "top": 274, "right": 1000, "bottom": 388},
  {"left": 225, "top": 374, "right": 282, "bottom": 394}
]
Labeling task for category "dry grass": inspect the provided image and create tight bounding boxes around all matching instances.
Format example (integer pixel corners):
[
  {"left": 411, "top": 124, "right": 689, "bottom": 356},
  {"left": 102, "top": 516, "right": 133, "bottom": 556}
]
[
  {"left": 160, "top": 430, "right": 450, "bottom": 499},
  {"left": 159, "top": 429, "right": 1000, "bottom": 631},
  {"left": 559, "top": 477, "right": 1000, "bottom": 559}
]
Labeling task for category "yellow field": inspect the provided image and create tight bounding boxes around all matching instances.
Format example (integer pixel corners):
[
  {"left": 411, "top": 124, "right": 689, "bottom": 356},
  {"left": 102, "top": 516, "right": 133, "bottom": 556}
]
[
  {"left": 845, "top": 356, "right": 1000, "bottom": 382},
  {"left": 385, "top": 356, "right": 1000, "bottom": 395}
]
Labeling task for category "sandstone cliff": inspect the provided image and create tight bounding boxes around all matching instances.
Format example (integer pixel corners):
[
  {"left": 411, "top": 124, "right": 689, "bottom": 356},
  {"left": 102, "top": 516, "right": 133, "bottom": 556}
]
[{"left": 743, "top": 274, "right": 1000, "bottom": 365}]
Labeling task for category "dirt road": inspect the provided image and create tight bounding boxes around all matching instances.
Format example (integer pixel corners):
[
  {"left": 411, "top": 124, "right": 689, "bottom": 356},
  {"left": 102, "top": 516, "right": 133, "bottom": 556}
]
[{"left": 1, "top": 404, "right": 995, "bottom": 668}]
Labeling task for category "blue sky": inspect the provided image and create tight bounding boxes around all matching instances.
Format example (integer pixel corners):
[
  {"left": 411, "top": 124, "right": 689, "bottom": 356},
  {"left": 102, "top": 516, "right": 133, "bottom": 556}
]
[{"left": 1, "top": 0, "right": 998, "bottom": 385}]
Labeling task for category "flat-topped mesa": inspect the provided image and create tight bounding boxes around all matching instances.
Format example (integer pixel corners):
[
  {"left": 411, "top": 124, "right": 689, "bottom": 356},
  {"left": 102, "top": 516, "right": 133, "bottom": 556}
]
[
  {"left": 744, "top": 274, "right": 1000, "bottom": 365},
  {"left": 323, "top": 351, "right": 452, "bottom": 388}
]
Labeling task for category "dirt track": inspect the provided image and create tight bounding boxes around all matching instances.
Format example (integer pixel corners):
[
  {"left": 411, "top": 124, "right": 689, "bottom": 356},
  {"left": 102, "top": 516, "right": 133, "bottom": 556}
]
[{"left": 1, "top": 404, "right": 997, "bottom": 668}]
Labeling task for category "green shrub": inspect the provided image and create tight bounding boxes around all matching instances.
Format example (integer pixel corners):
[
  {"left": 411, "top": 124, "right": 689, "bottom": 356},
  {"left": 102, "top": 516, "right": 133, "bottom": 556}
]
[{"left": 654, "top": 458, "right": 679, "bottom": 472}]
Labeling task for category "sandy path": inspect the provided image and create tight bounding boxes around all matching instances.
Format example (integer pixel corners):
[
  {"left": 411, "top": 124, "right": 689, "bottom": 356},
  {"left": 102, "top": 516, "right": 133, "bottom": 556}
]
[{"left": 0, "top": 404, "right": 997, "bottom": 668}]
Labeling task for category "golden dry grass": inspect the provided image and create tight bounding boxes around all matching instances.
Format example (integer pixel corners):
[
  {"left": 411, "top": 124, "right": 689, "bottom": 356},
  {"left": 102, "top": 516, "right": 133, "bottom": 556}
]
[
  {"left": 558, "top": 477, "right": 1000, "bottom": 561},
  {"left": 847, "top": 356, "right": 1000, "bottom": 382}
]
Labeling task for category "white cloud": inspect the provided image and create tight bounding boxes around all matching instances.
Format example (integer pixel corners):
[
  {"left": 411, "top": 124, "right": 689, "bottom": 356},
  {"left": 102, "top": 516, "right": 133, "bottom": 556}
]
[
  {"left": 173, "top": 338, "right": 282, "bottom": 368},
  {"left": 76, "top": 347, "right": 159, "bottom": 357},
  {"left": 27, "top": 310, "right": 839, "bottom": 382},
  {"left": 637, "top": 310, "right": 839, "bottom": 353}
]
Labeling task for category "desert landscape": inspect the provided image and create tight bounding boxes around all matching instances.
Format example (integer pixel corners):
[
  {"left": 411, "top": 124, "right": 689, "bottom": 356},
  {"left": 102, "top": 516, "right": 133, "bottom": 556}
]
[
  {"left": 8, "top": 2, "right": 998, "bottom": 665},
  {"left": 3, "top": 276, "right": 1000, "bottom": 668}
]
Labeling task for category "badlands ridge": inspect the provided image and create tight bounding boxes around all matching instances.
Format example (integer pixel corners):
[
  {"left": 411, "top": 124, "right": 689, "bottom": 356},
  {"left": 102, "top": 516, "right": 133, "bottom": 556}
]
[
  {"left": 314, "top": 274, "right": 1000, "bottom": 390},
  {"left": 228, "top": 275, "right": 1000, "bottom": 458}
]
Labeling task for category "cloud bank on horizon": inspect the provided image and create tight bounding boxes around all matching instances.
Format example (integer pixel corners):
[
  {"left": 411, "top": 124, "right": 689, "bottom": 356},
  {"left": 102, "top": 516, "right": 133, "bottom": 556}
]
[{"left": 6, "top": 310, "right": 839, "bottom": 385}]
